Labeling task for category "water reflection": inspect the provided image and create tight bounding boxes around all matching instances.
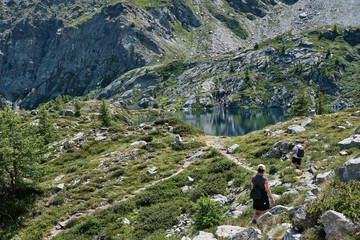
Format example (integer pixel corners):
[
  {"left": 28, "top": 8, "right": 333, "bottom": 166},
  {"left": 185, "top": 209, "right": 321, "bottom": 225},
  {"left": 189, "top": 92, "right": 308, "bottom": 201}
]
[{"left": 136, "top": 108, "right": 288, "bottom": 136}]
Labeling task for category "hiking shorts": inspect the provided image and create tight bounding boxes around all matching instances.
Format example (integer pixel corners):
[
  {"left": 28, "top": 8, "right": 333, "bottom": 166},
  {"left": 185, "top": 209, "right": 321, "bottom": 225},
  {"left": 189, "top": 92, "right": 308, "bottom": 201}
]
[{"left": 292, "top": 157, "right": 301, "bottom": 165}]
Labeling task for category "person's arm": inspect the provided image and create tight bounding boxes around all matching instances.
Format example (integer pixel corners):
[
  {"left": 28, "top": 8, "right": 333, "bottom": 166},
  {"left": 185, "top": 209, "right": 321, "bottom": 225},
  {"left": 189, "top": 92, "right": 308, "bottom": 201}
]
[
  {"left": 251, "top": 180, "right": 254, "bottom": 190},
  {"left": 265, "top": 182, "right": 275, "bottom": 204}
]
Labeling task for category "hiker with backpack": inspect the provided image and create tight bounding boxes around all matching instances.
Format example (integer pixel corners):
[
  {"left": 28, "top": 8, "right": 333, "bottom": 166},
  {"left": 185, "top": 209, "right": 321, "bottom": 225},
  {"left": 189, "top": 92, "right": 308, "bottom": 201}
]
[
  {"left": 250, "top": 164, "right": 275, "bottom": 224},
  {"left": 291, "top": 139, "right": 304, "bottom": 170}
]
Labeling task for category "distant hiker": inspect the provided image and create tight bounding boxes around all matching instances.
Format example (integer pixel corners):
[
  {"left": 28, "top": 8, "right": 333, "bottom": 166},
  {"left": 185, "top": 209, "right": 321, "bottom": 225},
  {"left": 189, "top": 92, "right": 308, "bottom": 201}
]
[
  {"left": 291, "top": 139, "right": 304, "bottom": 170},
  {"left": 250, "top": 164, "right": 275, "bottom": 224}
]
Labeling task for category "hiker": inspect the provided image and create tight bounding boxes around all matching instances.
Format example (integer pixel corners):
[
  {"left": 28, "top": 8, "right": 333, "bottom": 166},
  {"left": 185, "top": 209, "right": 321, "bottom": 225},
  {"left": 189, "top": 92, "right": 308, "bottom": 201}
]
[
  {"left": 291, "top": 139, "right": 304, "bottom": 170},
  {"left": 250, "top": 164, "right": 275, "bottom": 224}
]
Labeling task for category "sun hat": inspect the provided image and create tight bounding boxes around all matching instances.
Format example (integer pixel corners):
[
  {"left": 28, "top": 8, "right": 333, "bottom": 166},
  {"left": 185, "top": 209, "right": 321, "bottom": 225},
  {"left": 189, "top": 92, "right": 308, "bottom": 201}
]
[{"left": 257, "top": 164, "right": 266, "bottom": 171}]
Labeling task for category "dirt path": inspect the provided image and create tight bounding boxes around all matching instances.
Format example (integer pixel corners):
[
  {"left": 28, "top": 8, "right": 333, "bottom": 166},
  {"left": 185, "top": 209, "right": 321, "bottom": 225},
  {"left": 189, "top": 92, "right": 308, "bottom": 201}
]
[
  {"left": 204, "top": 136, "right": 256, "bottom": 173},
  {"left": 45, "top": 149, "right": 204, "bottom": 239}
]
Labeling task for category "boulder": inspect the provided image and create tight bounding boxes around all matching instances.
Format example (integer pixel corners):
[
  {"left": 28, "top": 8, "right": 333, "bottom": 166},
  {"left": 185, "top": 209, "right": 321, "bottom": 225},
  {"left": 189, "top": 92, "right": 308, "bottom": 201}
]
[
  {"left": 193, "top": 231, "right": 216, "bottom": 240},
  {"left": 175, "top": 134, "right": 182, "bottom": 143},
  {"left": 181, "top": 185, "right": 190, "bottom": 194},
  {"left": 227, "top": 144, "right": 239, "bottom": 153},
  {"left": 301, "top": 118, "right": 312, "bottom": 127},
  {"left": 335, "top": 156, "right": 360, "bottom": 182},
  {"left": 186, "top": 176, "right": 194, "bottom": 182},
  {"left": 257, "top": 212, "right": 273, "bottom": 232},
  {"left": 147, "top": 167, "right": 158, "bottom": 175},
  {"left": 211, "top": 194, "right": 227, "bottom": 205},
  {"left": 55, "top": 175, "right": 65, "bottom": 181},
  {"left": 269, "top": 205, "right": 290, "bottom": 215},
  {"left": 267, "top": 141, "right": 290, "bottom": 158},
  {"left": 269, "top": 165, "right": 277, "bottom": 175},
  {"left": 121, "top": 218, "right": 130, "bottom": 225},
  {"left": 287, "top": 125, "right": 306, "bottom": 134},
  {"left": 338, "top": 135, "right": 360, "bottom": 150},
  {"left": 60, "top": 107, "right": 76, "bottom": 117},
  {"left": 321, "top": 210, "right": 358, "bottom": 240},
  {"left": 291, "top": 207, "right": 313, "bottom": 232},
  {"left": 53, "top": 183, "right": 65, "bottom": 192},
  {"left": 355, "top": 126, "right": 360, "bottom": 134},
  {"left": 284, "top": 229, "right": 304, "bottom": 240},
  {"left": 316, "top": 171, "right": 333, "bottom": 184},
  {"left": 129, "top": 141, "right": 147, "bottom": 147},
  {"left": 215, "top": 225, "right": 258, "bottom": 240}
]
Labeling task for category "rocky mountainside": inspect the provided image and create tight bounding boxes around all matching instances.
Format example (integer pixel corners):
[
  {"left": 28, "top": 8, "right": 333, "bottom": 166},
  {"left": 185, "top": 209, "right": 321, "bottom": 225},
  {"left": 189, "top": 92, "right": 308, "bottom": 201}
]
[
  {"left": 1, "top": 0, "right": 360, "bottom": 108},
  {"left": 98, "top": 27, "right": 360, "bottom": 109}
]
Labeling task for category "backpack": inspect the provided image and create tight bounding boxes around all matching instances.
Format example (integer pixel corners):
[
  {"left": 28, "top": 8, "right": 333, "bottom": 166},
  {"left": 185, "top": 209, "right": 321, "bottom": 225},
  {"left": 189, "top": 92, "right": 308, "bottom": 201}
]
[
  {"left": 250, "top": 185, "right": 262, "bottom": 200},
  {"left": 297, "top": 146, "right": 305, "bottom": 158}
]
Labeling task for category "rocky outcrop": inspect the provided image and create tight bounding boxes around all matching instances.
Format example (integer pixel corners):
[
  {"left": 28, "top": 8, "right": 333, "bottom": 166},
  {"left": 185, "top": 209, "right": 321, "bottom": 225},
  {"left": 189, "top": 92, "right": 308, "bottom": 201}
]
[
  {"left": 193, "top": 231, "right": 217, "bottom": 240},
  {"left": 338, "top": 135, "right": 360, "bottom": 150},
  {"left": 335, "top": 156, "right": 360, "bottom": 182},
  {"left": 287, "top": 125, "right": 306, "bottom": 134},
  {"left": 266, "top": 141, "right": 290, "bottom": 158},
  {"left": 321, "top": 210, "right": 359, "bottom": 240}
]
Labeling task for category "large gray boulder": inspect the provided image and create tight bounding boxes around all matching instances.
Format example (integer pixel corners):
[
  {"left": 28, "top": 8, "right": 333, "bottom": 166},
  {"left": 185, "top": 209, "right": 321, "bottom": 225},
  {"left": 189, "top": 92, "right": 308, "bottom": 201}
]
[
  {"left": 335, "top": 156, "right": 360, "bottom": 182},
  {"left": 257, "top": 212, "right": 273, "bottom": 232},
  {"left": 301, "top": 118, "right": 312, "bottom": 127},
  {"left": 321, "top": 210, "right": 358, "bottom": 240},
  {"left": 291, "top": 207, "right": 313, "bottom": 232},
  {"left": 287, "top": 125, "right": 306, "bottom": 134},
  {"left": 60, "top": 107, "right": 76, "bottom": 117},
  {"left": 355, "top": 126, "right": 360, "bottom": 134},
  {"left": 338, "top": 135, "right": 360, "bottom": 150},
  {"left": 316, "top": 171, "right": 334, "bottom": 184},
  {"left": 269, "top": 205, "right": 291, "bottom": 215},
  {"left": 214, "top": 225, "right": 258, "bottom": 240},
  {"left": 266, "top": 141, "right": 290, "bottom": 158},
  {"left": 193, "top": 231, "right": 216, "bottom": 240}
]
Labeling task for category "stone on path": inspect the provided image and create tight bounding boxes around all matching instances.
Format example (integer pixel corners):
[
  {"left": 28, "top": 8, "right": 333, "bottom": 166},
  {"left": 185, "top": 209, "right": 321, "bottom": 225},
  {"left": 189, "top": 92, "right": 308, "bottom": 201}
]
[
  {"left": 316, "top": 171, "right": 333, "bottom": 184},
  {"left": 284, "top": 229, "right": 304, "bottom": 240},
  {"left": 227, "top": 144, "right": 239, "bottom": 153}
]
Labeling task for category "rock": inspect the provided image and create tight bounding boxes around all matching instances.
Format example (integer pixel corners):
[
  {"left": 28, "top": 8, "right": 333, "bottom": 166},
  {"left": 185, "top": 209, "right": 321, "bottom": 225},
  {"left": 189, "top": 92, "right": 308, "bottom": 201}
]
[
  {"left": 269, "top": 165, "right": 277, "bottom": 175},
  {"left": 306, "top": 109, "right": 316, "bottom": 117},
  {"left": 269, "top": 205, "right": 290, "bottom": 215},
  {"left": 287, "top": 125, "right": 306, "bottom": 134},
  {"left": 337, "top": 126, "right": 346, "bottom": 129},
  {"left": 227, "top": 144, "right": 239, "bottom": 153},
  {"left": 186, "top": 176, "right": 194, "bottom": 182},
  {"left": 266, "top": 223, "right": 291, "bottom": 240},
  {"left": 316, "top": 171, "right": 333, "bottom": 184},
  {"left": 181, "top": 237, "right": 191, "bottom": 240},
  {"left": 323, "top": 144, "right": 330, "bottom": 149},
  {"left": 193, "top": 231, "right": 216, "bottom": 240},
  {"left": 321, "top": 210, "right": 358, "bottom": 240},
  {"left": 211, "top": 194, "right": 228, "bottom": 205},
  {"left": 304, "top": 191, "right": 317, "bottom": 202},
  {"left": 53, "top": 183, "right": 65, "bottom": 192},
  {"left": 147, "top": 167, "right": 158, "bottom": 175},
  {"left": 284, "top": 229, "right": 304, "bottom": 240},
  {"left": 55, "top": 175, "right": 65, "bottom": 181},
  {"left": 60, "top": 107, "right": 76, "bottom": 117},
  {"left": 215, "top": 225, "right": 258, "bottom": 240},
  {"left": 344, "top": 53, "right": 354, "bottom": 62},
  {"left": 31, "top": 110, "right": 38, "bottom": 115},
  {"left": 291, "top": 207, "right": 313, "bottom": 232},
  {"left": 338, "top": 135, "right": 360, "bottom": 150},
  {"left": 299, "top": 12, "right": 307, "bottom": 19},
  {"left": 335, "top": 156, "right": 360, "bottom": 182},
  {"left": 355, "top": 126, "right": 360, "bottom": 134},
  {"left": 129, "top": 141, "right": 147, "bottom": 147},
  {"left": 267, "top": 141, "right": 290, "bottom": 158},
  {"left": 175, "top": 134, "right": 182, "bottom": 143},
  {"left": 257, "top": 212, "right": 273, "bottom": 232},
  {"left": 182, "top": 185, "right": 190, "bottom": 194},
  {"left": 121, "top": 218, "right": 130, "bottom": 225},
  {"left": 301, "top": 118, "right": 312, "bottom": 127},
  {"left": 339, "top": 151, "right": 348, "bottom": 156}
]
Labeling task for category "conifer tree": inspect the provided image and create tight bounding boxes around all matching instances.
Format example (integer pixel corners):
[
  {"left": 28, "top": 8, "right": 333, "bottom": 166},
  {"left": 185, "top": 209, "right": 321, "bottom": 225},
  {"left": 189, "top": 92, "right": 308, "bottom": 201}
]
[
  {"left": 315, "top": 91, "right": 326, "bottom": 115},
  {"left": 38, "top": 105, "right": 57, "bottom": 144},
  {"left": 99, "top": 99, "right": 112, "bottom": 127},
  {"left": 74, "top": 100, "right": 81, "bottom": 117},
  {"left": 0, "top": 108, "right": 44, "bottom": 193},
  {"left": 288, "top": 90, "right": 311, "bottom": 116}
]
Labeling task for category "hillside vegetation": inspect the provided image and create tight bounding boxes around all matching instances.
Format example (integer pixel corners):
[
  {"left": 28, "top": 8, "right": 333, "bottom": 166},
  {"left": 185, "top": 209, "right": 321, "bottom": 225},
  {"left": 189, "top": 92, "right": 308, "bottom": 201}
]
[{"left": 1, "top": 98, "right": 359, "bottom": 239}]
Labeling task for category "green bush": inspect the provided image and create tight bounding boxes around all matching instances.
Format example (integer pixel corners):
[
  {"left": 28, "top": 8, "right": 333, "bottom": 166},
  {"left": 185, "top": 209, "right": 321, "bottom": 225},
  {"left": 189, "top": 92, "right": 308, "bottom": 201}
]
[
  {"left": 193, "top": 196, "right": 223, "bottom": 230},
  {"left": 306, "top": 180, "right": 360, "bottom": 224},
  {"left": 111, "top": 200, "right": 136, "bottom": 215}
]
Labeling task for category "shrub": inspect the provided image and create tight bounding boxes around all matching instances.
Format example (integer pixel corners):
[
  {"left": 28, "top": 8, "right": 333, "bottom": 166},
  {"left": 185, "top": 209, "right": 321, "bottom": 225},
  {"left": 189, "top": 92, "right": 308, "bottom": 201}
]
[
  {"left": 112, "top": 200, "right": 136, "bottom": 215},
  {"left": 193, "top": 196, "right": 223, "bottom": 230},
  {"left": 154, "top": 118, "right": 205, "bottom": 136},
  {"left": 305, "top": 180, "right": 360, "bottom": 224}
]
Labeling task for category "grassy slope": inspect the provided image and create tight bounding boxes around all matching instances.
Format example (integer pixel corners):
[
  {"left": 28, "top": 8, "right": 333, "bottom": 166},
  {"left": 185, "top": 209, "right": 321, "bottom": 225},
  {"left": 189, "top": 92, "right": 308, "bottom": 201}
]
[{"left": 3, "top": 99, "right": 360, "bottom": 239}]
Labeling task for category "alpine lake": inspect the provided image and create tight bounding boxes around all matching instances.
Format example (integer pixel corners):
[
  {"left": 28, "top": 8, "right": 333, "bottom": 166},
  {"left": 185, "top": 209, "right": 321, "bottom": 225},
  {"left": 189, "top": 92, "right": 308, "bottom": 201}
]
[{"left": 135, "top": 108, "right": 288, "bottom": 136}]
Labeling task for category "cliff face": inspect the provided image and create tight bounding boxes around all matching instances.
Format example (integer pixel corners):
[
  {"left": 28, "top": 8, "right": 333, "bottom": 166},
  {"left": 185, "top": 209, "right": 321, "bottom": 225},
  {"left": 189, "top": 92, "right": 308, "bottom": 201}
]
[{"left": 0, "top": 0, "right": 360, "bottom": 108}]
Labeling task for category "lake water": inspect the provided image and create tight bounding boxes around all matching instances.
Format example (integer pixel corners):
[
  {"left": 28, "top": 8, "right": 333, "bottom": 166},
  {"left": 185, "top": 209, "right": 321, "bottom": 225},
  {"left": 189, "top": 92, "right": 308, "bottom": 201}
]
[{"left": 135, "top": 108, "right": 288, "bottom": 136}]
